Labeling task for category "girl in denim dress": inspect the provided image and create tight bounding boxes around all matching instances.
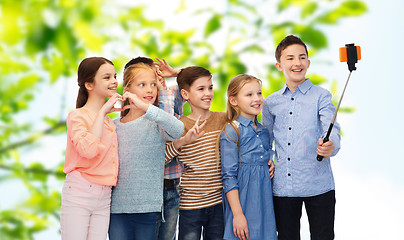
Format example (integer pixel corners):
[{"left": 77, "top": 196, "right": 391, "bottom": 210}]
[{"left": 220, "top": 74, "right": 277, "bottom": 240}]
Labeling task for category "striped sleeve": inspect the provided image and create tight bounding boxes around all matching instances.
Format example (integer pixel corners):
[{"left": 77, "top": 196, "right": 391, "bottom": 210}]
[{"left": 165, "top": 141, "right": 180, "bottom": 163}]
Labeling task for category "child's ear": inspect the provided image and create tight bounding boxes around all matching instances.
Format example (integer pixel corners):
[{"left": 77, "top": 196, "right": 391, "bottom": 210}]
[
  {"left": 307, "top": 59, "right": 311, "bottom": 68},
  {"left": 275, "top": 62, "right": 283, "bottom": 72},
  {"left": 229, "top": 96, "right": 237, "bottom": 106},
  {"left": 180, "top": 89, "right": 189, "bottom": 100},
  {"left": 85, "top": 82, "right": 94, "bottom": 91}
]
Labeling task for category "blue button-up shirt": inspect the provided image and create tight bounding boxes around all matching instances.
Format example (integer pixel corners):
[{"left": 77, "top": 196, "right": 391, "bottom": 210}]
[{"left": 262, "top": 79, "right": 341, "bottom": 197}]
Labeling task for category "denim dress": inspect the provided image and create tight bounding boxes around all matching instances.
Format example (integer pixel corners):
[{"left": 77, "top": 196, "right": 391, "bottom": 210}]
[{"left": 220, "top": 115, "right": 277, "bottom": 240}]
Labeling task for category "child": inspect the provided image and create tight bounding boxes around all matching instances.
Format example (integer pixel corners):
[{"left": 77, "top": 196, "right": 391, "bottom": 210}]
[
  {"left": 108, "top": 63, "right": 184, "bottom": 240},
  {"left": 124, "top": 56, "right": 185, "bottom": 240},
  {"left": 60, "top": 57, "right": 123, "bottom": 240},
  {"left": 261, "top": 35, "right": 341, "bottom": 240},
  {"left": 165, "top": 66, "right": 227, "bottom": 240},
  {"left": 220, "top": 74, "right": 277, "bottom": 240}
]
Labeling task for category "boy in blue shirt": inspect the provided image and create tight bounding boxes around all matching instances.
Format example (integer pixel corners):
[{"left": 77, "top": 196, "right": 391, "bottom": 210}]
[{"left": 262, "top": 35, "right": 341, "bottom": 240}]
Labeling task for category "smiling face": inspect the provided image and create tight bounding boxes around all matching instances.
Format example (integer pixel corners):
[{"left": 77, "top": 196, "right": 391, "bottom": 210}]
[
  {"left": 86, "top": 63, "right": 117, "bottom": 98},
  {"left": 276, "top": 44, "right": 310, "bottom": 89},
  {"left": 181, "top": 76, "right": 214, "bottom": 112},
  {"left": 230, "top": 80, "right": 263, "bottom": 121},
  {"left": 125, "top": 68, "right": 158, "bottom": 104}
]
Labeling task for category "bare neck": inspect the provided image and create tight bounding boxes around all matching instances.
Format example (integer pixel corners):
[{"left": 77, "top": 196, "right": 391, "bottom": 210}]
[
  {"left": 83, "top": 94, "right": 106, "bottom": 113},
  {"left": 187, "top": 107, "right": 211, "bottom": 121}
]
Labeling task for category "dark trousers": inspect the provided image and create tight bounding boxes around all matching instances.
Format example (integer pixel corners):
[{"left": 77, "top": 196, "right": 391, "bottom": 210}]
[
  {"left": 273, "top": 190, "right": 336, "bottom": 240},
  {"left": 178, "top": 204, "right": 224, "bottom": 240}
]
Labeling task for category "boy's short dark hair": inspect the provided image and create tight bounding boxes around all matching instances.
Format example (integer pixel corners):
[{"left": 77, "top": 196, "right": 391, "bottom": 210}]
[
  {"left": 124, "top": 56, "right": 153, "bottom": 69},
  {"left": 176, "top": 66, "right": 212, "bottom": 91},
  {"left": 275, "top": 35, "right": 308, "bottom": 62}
]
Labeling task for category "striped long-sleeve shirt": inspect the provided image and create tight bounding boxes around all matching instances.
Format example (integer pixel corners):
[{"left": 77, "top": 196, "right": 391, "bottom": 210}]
[{"left": 165, "top": 112, "right": 227, "bottom": 210}]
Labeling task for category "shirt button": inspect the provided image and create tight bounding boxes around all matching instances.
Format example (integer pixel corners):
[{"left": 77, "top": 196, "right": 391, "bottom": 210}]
[
  {"left": 288, "top": 143, "right": 291, "bottom": 146},
  {"left": 256, "top": 135, "right": 259, "bottom": 137},
  {"left": 288, "top": 127, "right": 292, "bottom": 130},
  {"left": 113, "top": 145, "right": 115, "bottom": 148},
  {"left": 289, "top": 112, "right": 293, "bottom": 115},
  {"left": 113, "top": 161, "right": 116, "bottom": 164},
  {"left": 261, "top": 156, "right": 263, "bottom": 159},
  {"left": 288, "top": 173, "right": 291, "bottom": 176},
  {"left": 260, "top": 145, "right": 263, "bottom": 147},
  {"left": 291, "top": 98, "right": 294, "bottom": 101},
  {"left": 288, "top": 158, "right": 291, "bottom": 161},
  {"left": 110, "top": 129, "right": 113, "bottom": 132}
]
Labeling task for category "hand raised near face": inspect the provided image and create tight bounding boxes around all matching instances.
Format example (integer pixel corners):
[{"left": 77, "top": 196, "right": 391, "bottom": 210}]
[{"left": 122, "top": 92, "right": 149, "bottom": 112}]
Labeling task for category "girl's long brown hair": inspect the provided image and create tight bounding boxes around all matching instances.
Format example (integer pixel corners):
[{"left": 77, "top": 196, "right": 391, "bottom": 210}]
[
  {"left": 216, "top": 74, "right": 262, "bottom": 168},
  {"left": 76, "top": 57, "right": 113, "bottom": 108}
]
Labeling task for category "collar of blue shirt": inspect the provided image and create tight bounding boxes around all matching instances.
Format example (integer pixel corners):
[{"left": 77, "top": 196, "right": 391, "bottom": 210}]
[
  {"left": 281, "top": 78, "right": 313, "bottom": 95},
  {"left": 237, "top": 115, "right": 265, "bottom": 132}
]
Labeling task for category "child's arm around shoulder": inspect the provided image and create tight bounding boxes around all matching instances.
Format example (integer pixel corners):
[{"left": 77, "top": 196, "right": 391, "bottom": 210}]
[{"left": 261, "top": 97, "right": 275, "bottom": 146}]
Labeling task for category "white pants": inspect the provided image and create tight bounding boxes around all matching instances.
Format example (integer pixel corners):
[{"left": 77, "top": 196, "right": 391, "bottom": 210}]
[{"left": 60, "top": 171, "right": 112, "bottom": 240}]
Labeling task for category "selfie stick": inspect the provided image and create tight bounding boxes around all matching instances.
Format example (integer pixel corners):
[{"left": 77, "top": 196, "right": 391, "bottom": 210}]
[{"left": 317, "top": 43, "right": 361, "bottom": 161}]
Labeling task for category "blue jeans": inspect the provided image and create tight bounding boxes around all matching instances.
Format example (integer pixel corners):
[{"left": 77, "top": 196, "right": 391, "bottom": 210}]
[
  {"left": 178, "top": 204, "right": 224, "bottom": 240},
  {"left": 108, "top": 212, "right": 160, "bottom": 240},
  {"left": 155, "top": 182, "right": 180, "bottom": 240}
]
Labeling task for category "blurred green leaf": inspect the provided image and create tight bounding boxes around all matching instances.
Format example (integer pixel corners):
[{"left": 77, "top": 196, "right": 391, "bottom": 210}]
[
  {"left": 315, "top": 0, "right": 367, "bottom": 24},
  {"left": 301, "top": 2, "right": 318, "bottom": 19},
  {"left": 307, "top": 73, "right": 327, "bottom": 85},
  {"left": 204, "top": 14, "right": 222, "bottom": 38},
  {"left": 293, "top": 25, "right": 328, "bottom": 49}
]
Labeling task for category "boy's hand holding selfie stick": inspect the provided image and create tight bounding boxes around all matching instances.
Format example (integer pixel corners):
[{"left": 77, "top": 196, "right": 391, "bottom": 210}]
[{"left": 317, "top": 43, "right": 361, "bottom": 161}]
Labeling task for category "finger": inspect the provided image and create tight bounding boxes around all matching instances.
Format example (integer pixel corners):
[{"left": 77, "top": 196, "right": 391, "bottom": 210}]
[
  {"left": 111, "top": 107, "right": 123, "bottom": 113},
  {"left": 195, "top": 115, "right": 202, "bottom": 125},
  {"left": 188, "top": 128, "right": 197, "bottom": 138},
  {"left": 194, "top": 116, "right": 202, "bottom": 133},
  {"left": 122, "top": 105, "right": 131, "bottom": 111},
  {"left": 245, "top": 228, "right": 249, "bottom": 239},
  {"left": 199, "top": 119, "right": 207, "bottom": 129},
  {"left": 240, "top": 230, "right": 246, "bottom": 240},
  {"left": 198, "top": 130, "right": 205, "bottom": 138},
  {"left": 155, "top": 57, "right": 163, "bottom": 64},
  {"left": 318, "top": 138, "right": 323, "bottom": 146},
  {"left": 236, "top": 229, "right": 241, "bottom": 240},
  {"left": 323, "top": 141, "right": 333, "bottom": 147}
]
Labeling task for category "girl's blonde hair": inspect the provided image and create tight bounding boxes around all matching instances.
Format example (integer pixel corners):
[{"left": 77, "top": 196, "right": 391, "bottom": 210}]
[
  {"left": 121, "top": 63, "right": 157, "bottom": 117},
  {"left": 216, "top": 74, "right": 262, "bottom": 167}
]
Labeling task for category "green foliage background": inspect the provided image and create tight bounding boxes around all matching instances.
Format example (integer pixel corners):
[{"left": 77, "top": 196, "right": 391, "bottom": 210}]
[{"left": 0, "top": 0, "right": 366, "bottom": 239}]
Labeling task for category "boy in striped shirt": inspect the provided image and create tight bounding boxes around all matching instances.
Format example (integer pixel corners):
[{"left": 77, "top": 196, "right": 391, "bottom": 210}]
[{"left": 165, "top": 66, "right": 226, "bottom": 240}]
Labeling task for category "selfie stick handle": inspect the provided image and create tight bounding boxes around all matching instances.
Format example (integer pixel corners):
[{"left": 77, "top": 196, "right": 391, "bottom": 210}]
[{"left": 317, "top": 71, "right": 352, "bottom": 161}]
